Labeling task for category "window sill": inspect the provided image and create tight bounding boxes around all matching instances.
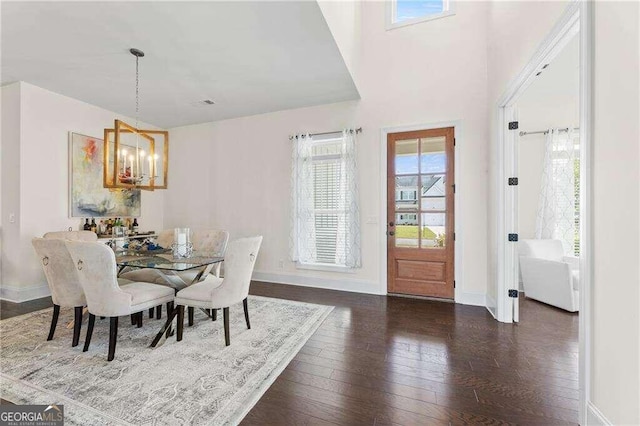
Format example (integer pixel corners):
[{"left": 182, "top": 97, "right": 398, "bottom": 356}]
[
  {"left": 295, "top": 262, "right": 357, "bottom": 273},
  {"left": 386, "top": 10, "right": 456, "bottom": 31}
]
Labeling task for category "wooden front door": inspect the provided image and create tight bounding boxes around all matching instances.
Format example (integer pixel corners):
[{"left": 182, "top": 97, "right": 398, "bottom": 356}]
[{"left": 387, "top": 127, "right": 455, "bottom": 298}]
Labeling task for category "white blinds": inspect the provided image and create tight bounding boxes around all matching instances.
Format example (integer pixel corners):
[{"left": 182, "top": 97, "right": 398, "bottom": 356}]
[{"left": 291, "top": 131, "right": 361, "bottom": 268}]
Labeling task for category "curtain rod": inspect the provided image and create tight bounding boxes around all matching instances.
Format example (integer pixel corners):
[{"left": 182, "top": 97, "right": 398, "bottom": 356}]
[
  {"left": 519, "top": 127, "right": 580, "bottom": 137},
  {"left": 289, "top": 127, "right": 362, "bottom": 140}
]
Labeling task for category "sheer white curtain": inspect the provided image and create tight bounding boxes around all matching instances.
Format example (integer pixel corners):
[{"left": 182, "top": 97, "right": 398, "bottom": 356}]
[
  {"left": 535, "top": 128, "right": 577, "bottom": 255},
  {"left": 290, "top": 134, "right": 317, "bottom": 264},
  {"left": 335, "top": 130, "right": 361, "bottom": 268},
  {"left": 290, "top": 130, "right": 361, "bottom": 268}
]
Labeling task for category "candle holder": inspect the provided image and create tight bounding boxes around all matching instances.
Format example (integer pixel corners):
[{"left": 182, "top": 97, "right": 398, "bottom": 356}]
[{"left": 172, "top": 227, "right": 193, "bottom": 259}]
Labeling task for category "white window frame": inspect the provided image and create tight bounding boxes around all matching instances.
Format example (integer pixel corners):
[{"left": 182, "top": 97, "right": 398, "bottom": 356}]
[{"left": 386, "top": 0, "right": 456, "bottom": 31}]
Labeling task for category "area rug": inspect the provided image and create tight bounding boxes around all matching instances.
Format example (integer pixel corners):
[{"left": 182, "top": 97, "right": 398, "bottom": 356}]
[{"left": 0, "top": 295, "right": 333, "bottom": 425}]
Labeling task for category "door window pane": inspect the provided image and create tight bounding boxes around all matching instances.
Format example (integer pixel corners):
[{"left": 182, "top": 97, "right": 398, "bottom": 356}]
[
  {"left": 395, "top": 139, "right": 419, "bottom": 175},
  {"left": 395, "top": 213, "right": 419, "bottom": 247},
  {"left": 420, "top": 175, "right": 447, "bottom": 199},
  {"left": 420, "top": 137, "right": 446, "bottom": 174},
  {"left": 396, "top": 176, "right": 419, "bottom": 210},
  {"left": 421, "top": 213, "right": 446, "bottom": 248}
]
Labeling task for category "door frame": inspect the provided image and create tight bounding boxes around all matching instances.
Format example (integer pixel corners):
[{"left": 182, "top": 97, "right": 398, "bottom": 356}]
[
  {"left": 379, "top": 120, "right": 466, "bottom": 304},
  {"left": 494, "top": 2, "right": 592, "bottom": 424}
]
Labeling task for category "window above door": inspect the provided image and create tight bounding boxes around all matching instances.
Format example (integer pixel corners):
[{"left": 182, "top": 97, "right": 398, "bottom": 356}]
[{"left": 386, "top": 0, "right": 455, "bottom": 30}]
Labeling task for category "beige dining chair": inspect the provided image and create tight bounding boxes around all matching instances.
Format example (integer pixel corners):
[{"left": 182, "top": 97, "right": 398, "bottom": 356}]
[
  {"left": 44, "top": 230, "right": 98, "bottom": 242},
  {"left": 32, "top": 238, "right": 86, "bottom": 347},
  {"left": 120, "top": 229, "right": 230, "bottom": 293},
  {"left": 65, "top": 240, "right": 175, "bottom": 361},
  {"left": 174, "top": 236, "right": 262, "bottom": 346}
]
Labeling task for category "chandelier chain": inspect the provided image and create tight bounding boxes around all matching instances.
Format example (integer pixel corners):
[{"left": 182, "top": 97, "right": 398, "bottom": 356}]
[{"left": 135, "top": 54, "right": 139, "bottom": 129}]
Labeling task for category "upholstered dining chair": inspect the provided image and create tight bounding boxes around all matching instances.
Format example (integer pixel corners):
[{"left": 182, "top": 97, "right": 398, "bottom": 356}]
[
  {"left": 32, "top": 238, "right": 86, "bottom": 347},
  {"left": 65, "top": 241, "right": 175, "bottom": 361},
  {"left": 44, "top": 230, "right": 98, "bottom": 242},
  {"left": 174, "top": 236, "right": 262, "bottom": 346},
  {"left": 120, "top": 229, "right": 230, "bottom": 291}
]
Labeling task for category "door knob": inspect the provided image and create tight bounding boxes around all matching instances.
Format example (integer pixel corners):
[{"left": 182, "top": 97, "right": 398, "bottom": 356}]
[
  {"left": 388, "top": 231, "right": 395, "bottom": 236},
  {"left": 389, "top": 221, "right": 395, "bottom": 227}
]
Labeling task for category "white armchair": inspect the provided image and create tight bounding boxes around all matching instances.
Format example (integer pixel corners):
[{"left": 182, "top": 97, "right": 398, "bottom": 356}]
[{"left": 519, "top": 239, "right": 579, "bottom": 312}]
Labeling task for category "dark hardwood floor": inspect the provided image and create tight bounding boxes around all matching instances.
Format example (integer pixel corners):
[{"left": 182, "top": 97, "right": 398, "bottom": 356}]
[{"left": 1, "top": 282, "right": 579, "bottom": 425}]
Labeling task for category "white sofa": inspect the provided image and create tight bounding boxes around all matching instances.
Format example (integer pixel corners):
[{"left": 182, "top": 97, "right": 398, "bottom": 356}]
[{"left": 518, "top": 239, "right": 579, "bottom": 312}]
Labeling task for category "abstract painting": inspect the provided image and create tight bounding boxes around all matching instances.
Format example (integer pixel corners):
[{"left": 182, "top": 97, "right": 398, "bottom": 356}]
[{"left": 69, "top": 132, "right": 141, "bottom": 217}]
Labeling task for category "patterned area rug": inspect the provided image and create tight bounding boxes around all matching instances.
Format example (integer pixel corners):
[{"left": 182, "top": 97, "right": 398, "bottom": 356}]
[{"left": 0, "top": 295, "right": 333, "bottom": 425}]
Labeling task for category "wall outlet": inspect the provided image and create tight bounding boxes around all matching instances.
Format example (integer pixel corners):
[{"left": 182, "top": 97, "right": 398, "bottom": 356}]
[
  {"left": 278, "top": 259, "right": 285, "bottom": 269},
  {"left": 9, "top": 213, "right": 15, "bottom": 223}
]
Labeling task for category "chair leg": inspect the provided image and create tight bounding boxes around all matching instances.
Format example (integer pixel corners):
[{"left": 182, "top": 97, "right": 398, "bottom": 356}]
[
  {"left": 47, "top": 304, "right": 60, "bottom": 341},
  {"left": 177, "top": 306, "right": 185, "bottom": 342},
  {"left": 131, "top": 314, "right": 136, "bottom": 325},
  {"left": 137, "top": 311, "right": 143, "bottom": 328},
  {"left": 72, "top": 306, "right": 83, "bottom": 347},
  {"left": 83, "top": 314, "right": 95, "bottom": 352},
  {"left": 100, "top": 316, "right": 105, "bottom": 320},
  {"left": 108, "top": 317, "right": 118, "bottom": 361},
  {"left": 156, "top": 305, "right": 162, "bottom": 319},
  {"left": 188, "top": 307, "right": 194, "bottom": 326},
  {"left": 212, "top": 309, "right": 217, "bottom": 322},
  {"left": 243, "top": 298, "right": 251, "bottom": 329},
  {"left": 223, "top": 307, "right": 230, "bottom": 346},
  {"left": 149, "top": 307, "right": 155, "bottom": 318}
]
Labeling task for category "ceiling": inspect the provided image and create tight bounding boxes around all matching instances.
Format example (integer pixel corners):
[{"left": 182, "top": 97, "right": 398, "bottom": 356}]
[
  {"left": 1, "top": 1, "right": 359, "bottom": 128},
  {"left": 518, "top": 35, "right": 579, "bottom": 113}
]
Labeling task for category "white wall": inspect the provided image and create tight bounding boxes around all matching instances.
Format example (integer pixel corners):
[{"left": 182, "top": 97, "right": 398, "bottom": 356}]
[
  {"left": 487, "top": 1, "right": 640, "bottom": 424},
  {"left": 0, "top": 82, "right": 164, "bottom": 302},
  {"left": 165, "top": 1, "right": 490, "bottom": 301},
  {"left": 591, "top": 2, "right": 639, "bottom": 423}
]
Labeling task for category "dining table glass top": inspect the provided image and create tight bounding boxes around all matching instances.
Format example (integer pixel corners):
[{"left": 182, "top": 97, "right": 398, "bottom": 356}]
[{"left": 116, "top": 250, "right": 223, "bottom": 271}]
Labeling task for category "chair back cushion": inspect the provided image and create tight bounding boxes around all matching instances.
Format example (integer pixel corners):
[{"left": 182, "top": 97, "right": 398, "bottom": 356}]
[
  {"left": 43, "top": 231, "right": 97, "bottom": 241},
  {"left": 519, "top": 239, "right": 564, "bottom": 261},
  {"left": 64, "top": 241, "right": 132, "bottom": 317},
  {"left": 155, "top": 229, "right": 174, "bottom": 249},
  {"left": 217, "top": 236, "right": 263, "bottom": 303},
  {"left": 32, "top": 238, "right": 86, "bottom": 307},
  {"left": 192, "top": 230, "right": 230, "bottom": 256}
]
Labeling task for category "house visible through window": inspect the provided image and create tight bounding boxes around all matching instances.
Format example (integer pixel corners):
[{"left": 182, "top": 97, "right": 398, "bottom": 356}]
[
  {"left": 388, "top": 0, "right": 454, "bottom": 29},
  {"left": 291, "top": 131, "right": 361, "bottom": 269}
]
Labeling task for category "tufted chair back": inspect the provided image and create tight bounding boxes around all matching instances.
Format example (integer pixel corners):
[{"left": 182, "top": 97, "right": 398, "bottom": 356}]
[
  {"left": 44, "top": 231, "right": 98, "bottom": 242},
  {"left": 32, "top": 238, "right": 86, "bottom": 307},
  {"left": 211, "top": 236, "right": 262, "bottom": 307},
  {"left": 65, "top": 241, "right": 132, "bottom": 317}
]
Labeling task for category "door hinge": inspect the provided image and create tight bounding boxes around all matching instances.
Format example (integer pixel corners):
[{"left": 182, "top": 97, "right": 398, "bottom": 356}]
[
  {"left": 452, "top": 184, "right": 456, "bottom": 194},
  {"left": 508, "top": 289, "right": 519, "bottom": 298},
  {"left": 453, "top": 138, "right": 456, "bottom": 147},
  {"left": 508, "top": 233, "right": 518, "bottom": 242},
  {"left": 453, "top": 232, "right": 456, "bottom": 241},
  {"left": 508, "top": 177, "right": 519, "bottom": 186},
  {"left": 508, "top": 121, "right": 519, "bottom": 130},
  {"left": 454, "top": 280, "right": 456, "bottom": 289}
]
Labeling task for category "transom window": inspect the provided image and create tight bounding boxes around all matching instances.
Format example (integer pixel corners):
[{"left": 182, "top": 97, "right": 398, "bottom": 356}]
[{"left": 387, "top": 0, "right": 454, "bottom": 30}]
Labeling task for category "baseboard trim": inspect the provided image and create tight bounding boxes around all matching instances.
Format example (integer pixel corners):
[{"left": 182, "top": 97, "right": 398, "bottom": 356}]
[
  {"left": 454, "top": 290, "right": 486, "bottom": 307},
  {"left": 0, "top": 284, "right": 51, "bottom": 303},
  {"left": 486, "top": 294, "right": 497, "bottom": 319},
  {"left": 586, "top": 401, "right": 612, "bottom": 426},
  {"left": 252, "top": 271, "right": 383, "bottom": 295}
]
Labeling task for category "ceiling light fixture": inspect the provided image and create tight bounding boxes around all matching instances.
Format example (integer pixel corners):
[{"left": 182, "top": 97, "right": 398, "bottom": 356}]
[{"left": 103, "top": 48, "right": 169, "bottom": 191}]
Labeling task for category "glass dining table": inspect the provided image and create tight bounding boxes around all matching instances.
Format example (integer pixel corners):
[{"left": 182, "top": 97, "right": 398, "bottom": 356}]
[{"left": 115, "top": 250, "right": 224, "bottom": 347}]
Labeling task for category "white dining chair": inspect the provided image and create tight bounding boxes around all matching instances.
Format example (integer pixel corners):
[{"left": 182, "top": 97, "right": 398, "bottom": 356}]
[
  {"left": 65, "top": 241, "right": 175, "bottom": 361},
  {"left": 32, "top": 238, "right": 86, "bottom": 346},
  {"left": 174, "top": 236, "right": 262, "bottom": 346}
]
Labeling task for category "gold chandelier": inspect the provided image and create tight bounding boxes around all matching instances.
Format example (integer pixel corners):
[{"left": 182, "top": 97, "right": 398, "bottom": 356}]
[{"left": 103, "top": 48, "right": 168, "bottom": 191}]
